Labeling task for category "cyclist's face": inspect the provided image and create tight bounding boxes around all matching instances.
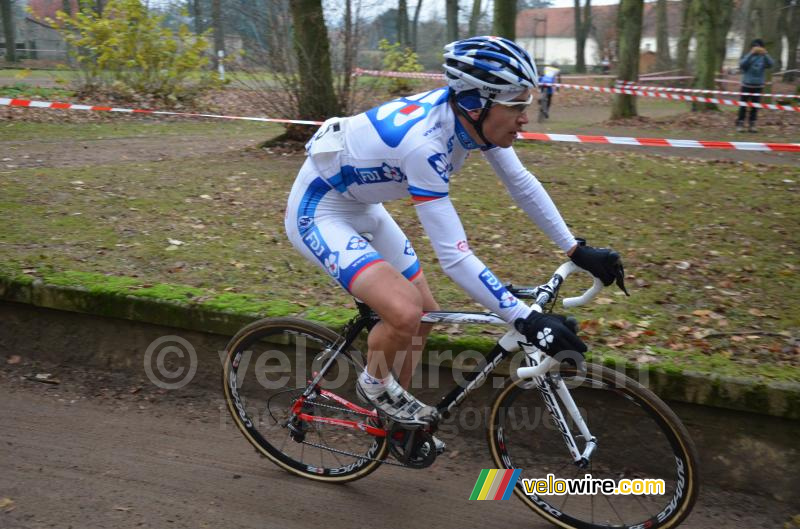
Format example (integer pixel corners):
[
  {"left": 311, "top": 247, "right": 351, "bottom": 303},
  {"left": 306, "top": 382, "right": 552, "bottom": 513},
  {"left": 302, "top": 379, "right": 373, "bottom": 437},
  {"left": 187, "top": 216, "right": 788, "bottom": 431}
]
[{"left": 481, "top": 90, "right": 531, "bottom": 148}]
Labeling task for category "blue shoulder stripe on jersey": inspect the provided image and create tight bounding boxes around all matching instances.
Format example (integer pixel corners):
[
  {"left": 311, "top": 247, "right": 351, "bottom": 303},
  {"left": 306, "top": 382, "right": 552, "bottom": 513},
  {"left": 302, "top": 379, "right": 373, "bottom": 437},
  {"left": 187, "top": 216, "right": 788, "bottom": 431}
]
[{"left": 408, "top": 185, "right": 448, "bottom": 198}]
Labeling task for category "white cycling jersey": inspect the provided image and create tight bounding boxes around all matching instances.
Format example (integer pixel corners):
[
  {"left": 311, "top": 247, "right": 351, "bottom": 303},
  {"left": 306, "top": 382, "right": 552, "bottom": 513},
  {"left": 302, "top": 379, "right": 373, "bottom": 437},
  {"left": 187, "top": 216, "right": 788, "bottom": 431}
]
[{"left": 285, "top": 86, "right": 577, "bottom": 324}]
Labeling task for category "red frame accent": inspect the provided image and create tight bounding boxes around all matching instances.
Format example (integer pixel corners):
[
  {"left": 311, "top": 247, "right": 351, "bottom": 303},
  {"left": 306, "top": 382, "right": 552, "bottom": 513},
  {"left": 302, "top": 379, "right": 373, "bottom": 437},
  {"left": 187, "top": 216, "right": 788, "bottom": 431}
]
[{"left": 290, "top": 388, "right": 386, "bottom": 438}]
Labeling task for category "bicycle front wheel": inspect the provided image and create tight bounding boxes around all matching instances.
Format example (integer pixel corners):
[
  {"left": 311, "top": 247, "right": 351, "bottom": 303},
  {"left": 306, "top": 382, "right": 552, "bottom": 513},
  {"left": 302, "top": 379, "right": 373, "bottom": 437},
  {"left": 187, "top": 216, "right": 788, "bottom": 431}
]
[
  {"left": 488, "top": 363, "right": 699, "bottom": 529},
  {"left": 222, "top": 317, "right": 388, "bottom": 483}
]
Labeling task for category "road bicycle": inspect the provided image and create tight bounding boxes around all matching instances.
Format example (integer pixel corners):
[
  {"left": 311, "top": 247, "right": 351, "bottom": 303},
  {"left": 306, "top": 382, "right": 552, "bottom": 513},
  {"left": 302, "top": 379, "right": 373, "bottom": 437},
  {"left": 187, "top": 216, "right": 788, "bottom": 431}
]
[{"left": 222, "top": 261, "right": 699, "bottom": 529}]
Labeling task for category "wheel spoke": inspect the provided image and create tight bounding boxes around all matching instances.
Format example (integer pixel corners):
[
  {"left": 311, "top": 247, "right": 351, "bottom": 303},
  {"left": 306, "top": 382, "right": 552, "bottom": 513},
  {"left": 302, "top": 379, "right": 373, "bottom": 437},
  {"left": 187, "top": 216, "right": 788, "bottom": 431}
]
[
  {"left": 488, "top": 364, "right": 698, "bottom": 528},
  {"left": 222, "top": 320, "right": 387, "bottom": 482}
]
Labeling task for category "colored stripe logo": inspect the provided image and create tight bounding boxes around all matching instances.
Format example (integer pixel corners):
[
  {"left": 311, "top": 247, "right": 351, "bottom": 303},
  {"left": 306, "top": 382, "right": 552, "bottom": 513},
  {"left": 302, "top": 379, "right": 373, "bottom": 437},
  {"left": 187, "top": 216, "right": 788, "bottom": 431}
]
[{"left": 469, "top": 469, "right": 522, "bottom": 500}]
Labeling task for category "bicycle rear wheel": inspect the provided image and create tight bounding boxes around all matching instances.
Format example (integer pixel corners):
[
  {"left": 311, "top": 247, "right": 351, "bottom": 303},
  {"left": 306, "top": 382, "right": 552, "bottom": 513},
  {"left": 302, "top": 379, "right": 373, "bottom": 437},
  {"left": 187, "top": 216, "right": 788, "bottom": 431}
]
[
  {"left": 222, "top": 317, "right": 388, "bottom": 483},
  {"left": 488, "top": 363, "right": 699, "bottom": 529}
]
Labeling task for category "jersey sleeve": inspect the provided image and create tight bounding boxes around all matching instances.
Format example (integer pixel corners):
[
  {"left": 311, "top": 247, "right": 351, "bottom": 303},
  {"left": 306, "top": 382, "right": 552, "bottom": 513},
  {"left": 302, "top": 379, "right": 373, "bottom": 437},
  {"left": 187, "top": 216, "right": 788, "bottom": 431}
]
[
  {"left": 482, "top": 146, "right": 577, "bottom": 252},
  {"left": 413, "top": 196, "right": 532, "bottom": 324}
]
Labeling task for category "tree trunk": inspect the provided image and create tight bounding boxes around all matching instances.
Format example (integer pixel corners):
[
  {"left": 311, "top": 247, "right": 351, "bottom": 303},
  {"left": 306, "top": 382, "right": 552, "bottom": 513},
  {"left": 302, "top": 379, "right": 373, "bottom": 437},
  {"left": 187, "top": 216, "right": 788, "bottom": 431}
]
[
  {"left": 290, "top": 0, "right": 339, "bottom": 122},
  {"left": 398, "top": 0, "right": 409, "bottom": 46},
  {"left": 574, "top": 0, "right": 591, "bottom": 73},
  {"left": 656, "top": 0, "right": 671, "bottom": 70},
  {"left": 1, "top": 0, "right": 15, "bottom": 63},
  {"left": 756, "top": 0, "right": 782, "bottom": 91},
  {"left": 446, "top": 0, "right": 459, "bottom": 42},
  {"left": 676, "top": 0, "right": 692, "bottom": 73},
  {"left": 412, "top": 0, "right": 423, "bottom": 50},
  {"left": 740, "top": 0, "right": 754, "bottom": 60},
  {"left": 690, "top": 0, "right": 719, "bottom": 110},
  {"left": 785, "top": 0, "right": 799, "bottom": 82},
  {"left": 469, "top": 0, "right": 481, "bottom": 36},
  {"left": 714, "top": 0, "right": 734, "bottom": 75},
  {"left": 190, "top": 0, "right": 203, "bottom": 35},
  {"left": 611, "top": 0, "right": 643, "bottom": 119},
  {"left": 211, "top": 0, "right": 224, "bottom": 70},
  {"left": 340, "top": 0, "right": 353, "bottom": 111},
  {"left": 493, "top": 0, "right": 516, "bottom": 40}
]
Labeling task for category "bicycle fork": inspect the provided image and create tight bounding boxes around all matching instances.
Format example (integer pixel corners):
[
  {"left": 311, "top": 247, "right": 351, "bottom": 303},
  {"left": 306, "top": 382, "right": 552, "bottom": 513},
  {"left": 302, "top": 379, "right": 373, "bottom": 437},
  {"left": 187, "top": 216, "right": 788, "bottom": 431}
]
[{"left": 517, "top": 346, "right": 598, "bottom": 469}]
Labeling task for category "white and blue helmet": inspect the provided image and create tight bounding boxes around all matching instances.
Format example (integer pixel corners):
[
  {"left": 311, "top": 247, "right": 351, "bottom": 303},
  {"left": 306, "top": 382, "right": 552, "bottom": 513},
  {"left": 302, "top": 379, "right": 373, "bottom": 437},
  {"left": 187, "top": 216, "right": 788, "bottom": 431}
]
[{"left": 443, "top": 36, "right": 539, "bottom": 102}]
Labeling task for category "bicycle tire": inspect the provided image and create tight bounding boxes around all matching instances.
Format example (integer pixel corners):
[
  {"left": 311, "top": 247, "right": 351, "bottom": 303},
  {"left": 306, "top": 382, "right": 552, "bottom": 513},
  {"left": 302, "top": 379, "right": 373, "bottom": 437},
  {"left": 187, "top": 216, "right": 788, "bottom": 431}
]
[
  {"left": 538, "top": 94, "right": 549, "bottom": 123},
  {"left": 488, "top": 363, "right": 699, "bottom": 529},
  {"left": 222, "top": 317, "right": 388, "bottom": 483}
]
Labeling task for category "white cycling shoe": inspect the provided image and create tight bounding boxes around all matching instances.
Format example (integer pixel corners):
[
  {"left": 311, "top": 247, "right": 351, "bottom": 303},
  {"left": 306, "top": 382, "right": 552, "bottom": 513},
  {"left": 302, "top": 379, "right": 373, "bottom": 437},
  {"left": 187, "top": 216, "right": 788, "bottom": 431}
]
[{"left": 356, "top": 375, "right": 439, "bottom": 427}]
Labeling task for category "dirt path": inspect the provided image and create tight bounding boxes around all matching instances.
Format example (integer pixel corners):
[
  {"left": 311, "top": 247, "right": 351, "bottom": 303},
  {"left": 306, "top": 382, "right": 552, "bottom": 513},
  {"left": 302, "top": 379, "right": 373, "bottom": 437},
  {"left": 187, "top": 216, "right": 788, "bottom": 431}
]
[
  {"left": 0, "top": 363, "right": 794, "bottom": 529},
  {"left": 2, "top": 134, "right": 264, "bottom": 169}
]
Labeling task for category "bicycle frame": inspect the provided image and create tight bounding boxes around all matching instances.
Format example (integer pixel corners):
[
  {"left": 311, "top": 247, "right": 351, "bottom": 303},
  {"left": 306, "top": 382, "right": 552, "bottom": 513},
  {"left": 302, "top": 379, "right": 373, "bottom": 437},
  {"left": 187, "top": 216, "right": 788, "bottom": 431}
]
[{"left": 291, "top": 261, "right": 602, "bottom": 468}]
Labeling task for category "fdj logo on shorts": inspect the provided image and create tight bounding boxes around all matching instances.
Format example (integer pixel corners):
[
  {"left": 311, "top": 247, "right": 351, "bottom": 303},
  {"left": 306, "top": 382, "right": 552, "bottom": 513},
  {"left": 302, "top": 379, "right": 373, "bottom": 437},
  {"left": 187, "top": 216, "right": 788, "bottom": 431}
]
[
  {"left": 324, "top": 252, "right": 340, "bottom": 279},
  {"left": 347, "top": 236, "right": 368, "bottom": 251},
  {"left": 303, "top": 227, "right": 338, "bottom": 279},
  {"left": 479, "top": 268, "right": 518, "bottom": 309}
]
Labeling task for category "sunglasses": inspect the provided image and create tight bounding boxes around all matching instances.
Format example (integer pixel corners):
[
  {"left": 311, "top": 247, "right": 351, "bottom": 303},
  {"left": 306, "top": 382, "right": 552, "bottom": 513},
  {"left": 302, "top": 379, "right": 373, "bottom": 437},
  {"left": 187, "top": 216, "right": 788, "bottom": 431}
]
[{"left": 492, "top": 93, "right": 534, "bottom": 111}]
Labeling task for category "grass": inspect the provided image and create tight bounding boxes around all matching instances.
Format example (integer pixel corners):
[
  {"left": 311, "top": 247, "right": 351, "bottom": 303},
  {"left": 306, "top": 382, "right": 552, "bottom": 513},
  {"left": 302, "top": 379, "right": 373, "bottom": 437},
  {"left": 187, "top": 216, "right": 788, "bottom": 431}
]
[
  {"left": 0, "top": 82, "right": 75, "bottom": 100},
  {"left": 1, "top": 119, "right": 277, "bottom": 142},
  {"left": 0, "top": 119, "right": 798, "bottom": 383}
]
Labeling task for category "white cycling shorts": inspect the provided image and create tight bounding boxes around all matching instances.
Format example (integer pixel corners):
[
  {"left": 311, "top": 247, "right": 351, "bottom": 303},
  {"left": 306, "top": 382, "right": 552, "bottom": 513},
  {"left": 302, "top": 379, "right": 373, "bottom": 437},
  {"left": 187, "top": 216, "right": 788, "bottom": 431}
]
[{"left": 285, "top": 158, "right": 422, "bottom": 293}]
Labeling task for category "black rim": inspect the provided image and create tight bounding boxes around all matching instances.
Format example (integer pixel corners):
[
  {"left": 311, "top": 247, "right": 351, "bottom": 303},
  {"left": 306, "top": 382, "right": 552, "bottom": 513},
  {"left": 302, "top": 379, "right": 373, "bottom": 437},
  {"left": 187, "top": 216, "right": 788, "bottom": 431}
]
[
  {"left": 491, "top": 369, "right": 696, "bottom": 529},
  {"left": 224, "top": 323, "right": 386, "bottom": 478}
]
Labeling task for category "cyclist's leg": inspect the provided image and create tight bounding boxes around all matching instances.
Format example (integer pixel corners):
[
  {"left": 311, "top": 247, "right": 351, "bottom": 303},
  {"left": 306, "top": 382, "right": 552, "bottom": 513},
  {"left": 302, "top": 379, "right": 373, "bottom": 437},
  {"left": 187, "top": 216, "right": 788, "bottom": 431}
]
[{"left": 364, "top": 204, "right": 440, "bottom": 388}]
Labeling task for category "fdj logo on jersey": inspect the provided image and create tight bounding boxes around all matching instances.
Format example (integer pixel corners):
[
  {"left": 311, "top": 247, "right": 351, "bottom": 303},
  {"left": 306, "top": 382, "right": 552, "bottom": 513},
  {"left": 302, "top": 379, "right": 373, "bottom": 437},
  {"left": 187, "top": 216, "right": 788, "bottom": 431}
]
[
  {"left": 404, "top": 240, "right": 416, "bottom": 257},
  {"left": 479, "top": 268, "right": 518, "bottom": 309},
  {"left": 347, "top": 236, "right": 368, "bottom": 251},
  {"left": 427, "top": 153, "right": 452, "bottom": 183}
]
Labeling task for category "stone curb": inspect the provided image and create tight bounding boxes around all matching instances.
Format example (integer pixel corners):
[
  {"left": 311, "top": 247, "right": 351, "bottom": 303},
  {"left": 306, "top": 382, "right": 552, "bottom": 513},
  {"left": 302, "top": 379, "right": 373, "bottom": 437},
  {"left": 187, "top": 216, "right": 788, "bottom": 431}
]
[{"left": 1, "top": 273, "right": 797, "bottom": 420}]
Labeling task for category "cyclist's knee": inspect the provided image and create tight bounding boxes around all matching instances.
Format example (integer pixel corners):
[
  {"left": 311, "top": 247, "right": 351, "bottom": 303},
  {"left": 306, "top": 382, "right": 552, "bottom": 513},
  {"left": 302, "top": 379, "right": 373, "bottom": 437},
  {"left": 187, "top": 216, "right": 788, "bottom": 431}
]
[{"left": 385, "top": 297, "right": 424, "bottom": 337}]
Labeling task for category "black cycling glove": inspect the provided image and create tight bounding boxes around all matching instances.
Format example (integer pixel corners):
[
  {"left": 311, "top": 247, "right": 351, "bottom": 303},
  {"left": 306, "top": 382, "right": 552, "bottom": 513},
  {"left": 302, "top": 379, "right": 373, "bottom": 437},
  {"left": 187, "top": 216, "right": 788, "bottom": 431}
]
[
  {"left": 570, "top": 239, "right": 629, "bottom": 294},
  {"left": 514, "top": 312, "right": 587, "bottom": 357}
]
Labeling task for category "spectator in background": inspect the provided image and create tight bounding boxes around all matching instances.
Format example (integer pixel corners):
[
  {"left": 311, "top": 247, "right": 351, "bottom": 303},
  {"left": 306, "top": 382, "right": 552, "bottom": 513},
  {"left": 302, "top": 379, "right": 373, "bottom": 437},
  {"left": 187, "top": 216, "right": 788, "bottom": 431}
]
[{"left": 736, "top": 38, "right": 774, "bottom": 133}]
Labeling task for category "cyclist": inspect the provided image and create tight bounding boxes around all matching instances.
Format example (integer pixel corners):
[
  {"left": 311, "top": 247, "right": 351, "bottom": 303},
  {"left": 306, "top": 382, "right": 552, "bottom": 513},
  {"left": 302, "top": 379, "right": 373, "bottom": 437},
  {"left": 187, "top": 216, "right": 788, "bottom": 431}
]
[
  {"left": 284, "top": 37, "right": 623, "bottom": 442},
  {"left": 538, "top": 62, "right": 562, "bottom": 118}
]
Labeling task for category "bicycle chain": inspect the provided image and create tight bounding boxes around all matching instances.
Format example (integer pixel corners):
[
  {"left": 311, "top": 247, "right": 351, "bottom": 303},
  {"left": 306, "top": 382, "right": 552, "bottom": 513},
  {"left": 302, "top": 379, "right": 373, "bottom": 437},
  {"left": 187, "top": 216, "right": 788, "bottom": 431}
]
[
  {"left": 296, "top": 399, "right": 412, "bottom": 468},
  {"left": 299, "top": 439, "right": 411, "bottom": 468}
]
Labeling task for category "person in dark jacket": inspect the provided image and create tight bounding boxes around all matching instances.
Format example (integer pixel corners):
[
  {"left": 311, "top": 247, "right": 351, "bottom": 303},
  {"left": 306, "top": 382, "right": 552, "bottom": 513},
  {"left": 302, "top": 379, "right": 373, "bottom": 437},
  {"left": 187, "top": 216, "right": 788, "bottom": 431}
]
[{"left": 736, "top": 38, "right": 774, "bottom": 133}]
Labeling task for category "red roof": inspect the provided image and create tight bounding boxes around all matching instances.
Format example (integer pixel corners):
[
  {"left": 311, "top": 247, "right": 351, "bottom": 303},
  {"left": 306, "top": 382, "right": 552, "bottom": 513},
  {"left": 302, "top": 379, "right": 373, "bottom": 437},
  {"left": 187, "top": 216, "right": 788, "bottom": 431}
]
[
  {"left": 28, "top": 0, "right": 79, "bottom": 22},
  {"left": 517, "top": 1, "right": 683, "bottom": 39}
]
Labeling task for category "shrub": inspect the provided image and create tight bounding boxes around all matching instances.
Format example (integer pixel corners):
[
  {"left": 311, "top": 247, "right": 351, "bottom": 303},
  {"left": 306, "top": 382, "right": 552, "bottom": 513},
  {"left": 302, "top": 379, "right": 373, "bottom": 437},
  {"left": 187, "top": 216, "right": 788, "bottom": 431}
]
[
  {"left": 378, "top": 39, "right": 424, "bottom": 94},
  {"left": 53, "top": 0, "right": 221, "bottom": 104}
]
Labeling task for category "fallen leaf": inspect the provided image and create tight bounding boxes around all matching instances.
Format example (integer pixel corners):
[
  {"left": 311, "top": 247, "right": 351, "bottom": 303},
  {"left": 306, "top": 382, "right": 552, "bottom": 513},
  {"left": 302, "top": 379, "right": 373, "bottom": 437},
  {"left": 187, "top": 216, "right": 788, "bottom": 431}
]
[
  {"left": 113, "top": 506, "right": 133, "bottom": 512},
  {"left": 747, "top": 308, "right": 766, "bottom": 317},
  {"left": 6, "top": 355, "right": 21, "bottom": 365},
  {"left": 167, "top": 238, "right": 184, "bottom": 246},
  {"left": 595, "top": 297, "right": 614, "bottom": 305},
  {"left": 0, "top": 498, "right": 14, "bottom": 509}
]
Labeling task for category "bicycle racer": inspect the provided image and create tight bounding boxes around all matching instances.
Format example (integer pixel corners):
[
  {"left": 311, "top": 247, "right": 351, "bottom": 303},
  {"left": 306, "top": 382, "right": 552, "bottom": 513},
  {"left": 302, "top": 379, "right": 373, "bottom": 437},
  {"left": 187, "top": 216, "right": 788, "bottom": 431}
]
[
  {"left": 538, "top": 62, "right": 562, "bottom": 119},
  {"left": 284, "top": 37, "right": 623, "bottom": 443}
]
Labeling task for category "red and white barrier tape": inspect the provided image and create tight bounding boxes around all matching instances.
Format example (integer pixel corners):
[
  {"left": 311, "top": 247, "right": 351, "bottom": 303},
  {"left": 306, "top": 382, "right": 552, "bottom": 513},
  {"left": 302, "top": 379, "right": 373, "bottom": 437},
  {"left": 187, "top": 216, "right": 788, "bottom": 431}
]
[
  {"left": 353, "top": 68, "right": 445, "bottom": 80},
  {"left": 517, "top": 132, "right": 799, "bottom": 153},
  {"left": 617, "top": 76, "right": 694, "bottom": 82},
  {"left": 550, "top": 84, "right": 800, "bottom": 112},
  {"left": 0, "top": 97, "right": 324, "bottom": 126},
  {"left": 614, "top": 82, "right": 799, "bottom": 99},
  {"left": 352, "top": 69, "right": 798, "bottom": 111},
  {"left": 3, "top": 97, "right": 798, "bottom": 153}
]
